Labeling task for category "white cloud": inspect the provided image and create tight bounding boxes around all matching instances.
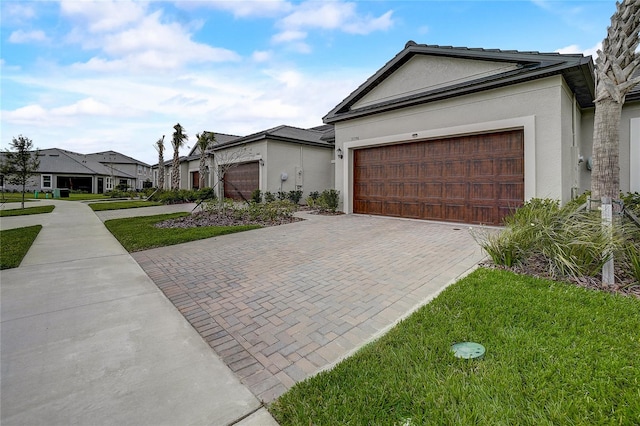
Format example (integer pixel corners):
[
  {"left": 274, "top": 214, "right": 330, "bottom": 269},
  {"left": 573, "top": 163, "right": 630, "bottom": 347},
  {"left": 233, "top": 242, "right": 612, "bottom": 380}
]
[
  {"left": 52, "top": 98, "right": 114, "bottom": 116},
  {"left": 272, "top": 30, "right": 307, "bottom": 44},
  {"left": 252, "top": 50, "right": 272, "bottom": 62},
  {"left": 2, "top": 3, "right": 36, "bottom": 24},
  {"left": 277, "top": 1, "right": 393, "bottom": 35},
  {"left": 60, "top": 0, "right": 147, "bottom": 33},
  {"left": 344, "top": 10, "right": 393, "bottom": 35},
  {"left": 556, "top": 42, "right": 602, "bottom": 59},
  {"left": 4, "top": 104, "right": 49, "bottom": 123},
  {"left": 68, "top": 9, "right": 240, "bottom": 72},
  {"left": 178, "top": 0, "right": 294, "bottom": 18},
  {"left": 9, "top": 29, "right": 48, "bottom": 44}
]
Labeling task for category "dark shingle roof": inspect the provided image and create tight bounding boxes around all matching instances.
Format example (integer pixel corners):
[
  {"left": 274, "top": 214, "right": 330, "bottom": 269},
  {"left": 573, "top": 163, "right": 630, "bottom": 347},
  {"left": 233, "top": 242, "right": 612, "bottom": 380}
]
[
  {"left": 34, "top": 148, "right": 135, "bottom": 178},
  {"left": 87, "top": 150, "right": 151, "bottom": 167},
  {"left": 187, "top": 132, "right": 242, "bottom": 157},
  {"left": 212, "top": 125, "right": 334, "bottom": 150},
  {"left": 324, "top": 41, "right": 596, "bottom": 124}
]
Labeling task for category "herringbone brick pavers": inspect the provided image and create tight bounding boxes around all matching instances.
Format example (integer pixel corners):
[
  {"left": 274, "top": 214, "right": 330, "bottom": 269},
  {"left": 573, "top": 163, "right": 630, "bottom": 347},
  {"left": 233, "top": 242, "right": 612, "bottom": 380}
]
[{"left": 132, "top": 213, "right": 485, "bottom": 402}]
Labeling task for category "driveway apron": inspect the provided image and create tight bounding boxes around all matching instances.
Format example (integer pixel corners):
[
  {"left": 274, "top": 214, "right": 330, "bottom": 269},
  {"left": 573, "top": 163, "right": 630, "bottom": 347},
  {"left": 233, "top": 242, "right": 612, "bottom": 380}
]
[
  {"left": 133, "top": 212, "right": 486, "bottom": 402},
  {"left": 1, "top": 200, "right": 264, "bottom": 426}
]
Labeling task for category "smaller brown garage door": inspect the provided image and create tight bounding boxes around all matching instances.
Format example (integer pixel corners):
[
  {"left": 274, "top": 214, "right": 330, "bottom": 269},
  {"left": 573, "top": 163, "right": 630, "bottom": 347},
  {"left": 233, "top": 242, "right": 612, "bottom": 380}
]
[
  {"left": 224, "top": 162, "right": 259, "bottom": 201},
  {"left": 353, "top": 130, "right": 524, "bottom": 225}
]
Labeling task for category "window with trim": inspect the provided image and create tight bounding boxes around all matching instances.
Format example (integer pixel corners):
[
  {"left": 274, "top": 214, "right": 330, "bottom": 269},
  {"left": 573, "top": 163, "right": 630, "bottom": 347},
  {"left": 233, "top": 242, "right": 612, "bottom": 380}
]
[
  {"left": 42, "top": 174, "right": 52, "bottom": 188},
  {"left": 106, "top": 177, "right": 114, "bottom": 191}
]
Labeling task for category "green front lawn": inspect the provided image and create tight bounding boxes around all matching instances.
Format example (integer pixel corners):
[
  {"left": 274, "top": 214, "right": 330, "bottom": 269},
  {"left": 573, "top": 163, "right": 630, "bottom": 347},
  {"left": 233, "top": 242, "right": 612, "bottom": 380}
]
[
  {"left": 104, "top": 213, "right": 261, "bottom": 252},
  {"left": 89, "top": 200, "right": 163, "bottom": 211},
  {"left": 0, "top": 225, "right": 42, "bottom": 269},
  {"left": 1, "top": 192, "right": 109, "bottom": 202},
  {"left": 1, "top": 192, "right": 36, "bottom": 202},
  {"left": 0, "top": 205, "right": 55, "bottom": 217},
  {"left": 270, "top": 268, "right": 640, "bottom": 425}
]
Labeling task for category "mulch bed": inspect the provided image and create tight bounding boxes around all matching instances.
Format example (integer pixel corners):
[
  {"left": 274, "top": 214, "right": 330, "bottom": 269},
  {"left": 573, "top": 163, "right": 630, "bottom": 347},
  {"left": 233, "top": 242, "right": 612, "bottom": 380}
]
[{"left": 155, "top": 210, "right": 303, "bottom": 228}]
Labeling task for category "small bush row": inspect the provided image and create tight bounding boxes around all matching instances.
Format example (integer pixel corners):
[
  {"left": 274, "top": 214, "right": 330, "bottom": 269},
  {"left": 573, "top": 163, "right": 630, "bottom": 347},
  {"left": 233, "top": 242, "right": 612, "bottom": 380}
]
[
  {"left": 250, "top": 189, "right": 304, "bottom": 205},
  {"left": 306, "top": 189, "right": 340, "bottom": 213},
  {"left": 148, "top": 188, "right": 216, "bottom": 204},
  {"left": 203, "top": 198, "right": 298, "bottom": 223}
]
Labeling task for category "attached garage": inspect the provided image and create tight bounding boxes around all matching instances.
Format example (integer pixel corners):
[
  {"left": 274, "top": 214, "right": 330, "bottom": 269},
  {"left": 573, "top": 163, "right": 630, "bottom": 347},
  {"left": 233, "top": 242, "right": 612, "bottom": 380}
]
[
  {"left": 223, "top": 161, "right": 259, "bottom": 201},
  {"left": 324, "top": 42, "right": 609, "bottom": 224},
  {"left": 353, "top": 130, "right": 524, "bottom": 225}
]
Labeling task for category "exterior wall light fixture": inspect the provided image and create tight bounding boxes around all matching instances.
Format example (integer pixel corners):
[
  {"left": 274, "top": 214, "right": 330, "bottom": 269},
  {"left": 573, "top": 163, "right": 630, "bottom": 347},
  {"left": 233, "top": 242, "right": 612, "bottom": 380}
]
[
  {"left": 336, "top": 148, "right": 343, "bottom": 159},
  {"left": 259, "top": 158, "right": 265, "bottom": 166}
]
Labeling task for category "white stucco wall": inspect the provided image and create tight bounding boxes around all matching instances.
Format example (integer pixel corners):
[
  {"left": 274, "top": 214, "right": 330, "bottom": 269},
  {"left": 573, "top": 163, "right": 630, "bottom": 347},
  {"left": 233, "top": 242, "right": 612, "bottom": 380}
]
[
  {"left": 265, "top": 141, "right": 333, "bottom": 197},
  {"left": 353, "top": 56, "right": 519, "bottom": 109},
  {"left": 580, "top": 101, "right": 640, "bottom": 194},
  {"left": 212, "top": 140, "right": 333, "bottom": 200},
  {"left": 334, "top": 75, "right": 570, "bottom": 213}
]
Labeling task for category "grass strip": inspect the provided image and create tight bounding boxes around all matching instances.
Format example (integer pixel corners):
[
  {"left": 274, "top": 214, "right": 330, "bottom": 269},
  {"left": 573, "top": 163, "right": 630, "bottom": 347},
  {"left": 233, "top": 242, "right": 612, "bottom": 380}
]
[
  {"left": 270, "top": 268, "right": 640, "bottom": 425},
  {"left": 0, "top": 205, "right": 55, "bottom": 217},
  {"left": 89, "top": 200, "right": 163, "bottom": 211},
  {"left": 1, "top": 225, "right": 42, "bottom": 269},
  {"left": 105, "top": 213, "right": 261, "bottom": 252}
]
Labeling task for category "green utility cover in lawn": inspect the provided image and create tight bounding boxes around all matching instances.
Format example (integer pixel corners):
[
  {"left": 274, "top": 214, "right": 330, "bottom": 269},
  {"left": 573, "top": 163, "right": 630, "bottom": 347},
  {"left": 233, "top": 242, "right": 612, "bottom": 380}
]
[{"left": 451, "top": 342, "right": 485, "bottom": 359}]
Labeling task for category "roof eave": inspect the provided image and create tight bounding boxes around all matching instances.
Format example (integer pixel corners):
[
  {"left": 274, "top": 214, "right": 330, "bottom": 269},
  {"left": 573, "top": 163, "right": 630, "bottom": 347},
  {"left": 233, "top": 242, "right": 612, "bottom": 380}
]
[
  {"left": 325, "top": 61, "right": 595, "bottom": 124},
  {"left": 324, "top": 43, "right": 593, "bottom": 124}
]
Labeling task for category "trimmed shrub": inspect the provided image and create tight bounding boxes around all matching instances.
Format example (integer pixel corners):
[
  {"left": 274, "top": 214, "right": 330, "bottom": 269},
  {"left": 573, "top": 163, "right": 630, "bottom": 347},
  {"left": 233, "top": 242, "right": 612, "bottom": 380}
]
[
  {"left": 264, "top": 191, "right": 276, "bottom": 203},
  {"left": 288, "top": 190, "right": 303, "bottom": 204},
  {"left": 251, "top": 189, "right": 262, "bottom": 204}
]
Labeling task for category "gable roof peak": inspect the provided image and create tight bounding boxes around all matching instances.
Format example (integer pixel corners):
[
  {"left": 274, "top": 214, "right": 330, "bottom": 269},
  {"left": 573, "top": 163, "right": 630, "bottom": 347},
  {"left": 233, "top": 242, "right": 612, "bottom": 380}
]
[{"left": 324, "top": 41, "right": 595, "bottom": 123}]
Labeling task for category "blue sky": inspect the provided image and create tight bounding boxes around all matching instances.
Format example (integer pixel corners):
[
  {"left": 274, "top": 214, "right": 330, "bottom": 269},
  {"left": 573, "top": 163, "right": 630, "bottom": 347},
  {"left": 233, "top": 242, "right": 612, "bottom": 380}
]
[{"left": 1, "top": 0, "right": 615, "bottom": 165}]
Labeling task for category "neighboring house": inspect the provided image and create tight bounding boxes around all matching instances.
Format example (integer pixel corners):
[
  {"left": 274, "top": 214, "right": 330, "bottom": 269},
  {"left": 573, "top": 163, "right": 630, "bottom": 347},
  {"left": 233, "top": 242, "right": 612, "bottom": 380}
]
[
  {"left": 210, "top": 124, "right": 334, "bottom": 201},
  {"left": 324, "top": 41, "right": 640, "bottom": 225},
  {"left": 154, "top": 126, "right": 335, "bottom": 202},
  {"left": 0, "top": 148, "right": 150, "bottom": 194},
  {"left": 87, "top": 150, "right": 153, "bottom": 190},
  {"left": 153, "top": 132, "right": 241, "bottom": 190}
]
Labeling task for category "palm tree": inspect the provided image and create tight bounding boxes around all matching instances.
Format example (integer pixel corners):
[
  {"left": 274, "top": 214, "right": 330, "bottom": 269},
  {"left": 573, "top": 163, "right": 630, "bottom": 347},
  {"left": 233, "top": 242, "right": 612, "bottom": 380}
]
[
  {"left": 591, "top": 0, "right": 640, "bottom": 203},
  {"left": 196, "top": 131, "right": 216, "bottom": 189},
  {"left": 154, "top": 135, "right": 165, "bottom": 189},
  {"left": 171, "top": 123, "right": 188, "bottom": 190}
]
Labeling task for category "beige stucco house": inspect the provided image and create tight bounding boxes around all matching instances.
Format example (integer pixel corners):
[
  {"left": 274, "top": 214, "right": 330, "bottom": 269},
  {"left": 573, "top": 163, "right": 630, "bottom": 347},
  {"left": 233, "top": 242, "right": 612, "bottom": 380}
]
[
  {"left": 154, "top": 125, "right": 335, "bottom": 201},
  {"left": 324, "top": 41, "right": 640, "bottom": 225},
  {"left": 210, "top": 125, "right": 334, "bottom": 201}
]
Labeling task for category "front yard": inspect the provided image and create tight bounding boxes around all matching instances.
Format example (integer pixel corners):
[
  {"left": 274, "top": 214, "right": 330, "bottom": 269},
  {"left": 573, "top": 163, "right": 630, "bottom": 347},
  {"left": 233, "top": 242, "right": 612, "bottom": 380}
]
[
  {"left": 0, "top": 225, "right": 42, "bottom": 269},
  {"left": 270, "top": 268, "right": 640, "bottom": 425},
  {"left": 104, "top": 213, "right": 262, "bottom": 252}
]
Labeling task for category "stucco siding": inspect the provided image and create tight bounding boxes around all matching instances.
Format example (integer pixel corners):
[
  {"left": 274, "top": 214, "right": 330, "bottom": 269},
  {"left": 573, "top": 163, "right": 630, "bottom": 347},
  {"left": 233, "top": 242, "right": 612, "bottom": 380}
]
[
  {"left": 353, "top": 55, "right": 519, "bottom": 109},
  {"left": 265, "top": 141, "right": 332, "bottom": 197},
  {"left": 335, "top": 75, "right": 568, "bottom": 212},
  {"left": 579, "top": 101, "right": 640, "bottom": 194}
]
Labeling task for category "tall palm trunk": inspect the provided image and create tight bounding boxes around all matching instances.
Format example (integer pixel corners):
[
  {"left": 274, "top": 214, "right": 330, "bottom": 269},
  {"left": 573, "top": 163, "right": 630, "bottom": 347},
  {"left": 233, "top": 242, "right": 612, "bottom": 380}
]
[
  {"left": 591, "top": 98, "right": 622, "bottom": 202},
  {"left": 171, "top": 146, "right": 181, "bottom": 190},
  {"left": 171, "top": 123, "right": 188, "bottom": 190},
  {"left": 199, "top": 155, "right": 207, "bottom": 189},
  {"left": 156, "top": 136, "right": 165, "bottom": 190},
  {"left": 591, "top": 0, "right": 640, "bottom": 202}
]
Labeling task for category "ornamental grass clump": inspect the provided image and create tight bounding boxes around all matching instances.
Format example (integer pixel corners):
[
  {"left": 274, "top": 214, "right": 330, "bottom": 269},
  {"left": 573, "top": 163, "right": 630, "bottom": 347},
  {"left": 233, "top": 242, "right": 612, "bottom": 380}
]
[{"left": 473, "top": 197, "right": 633, "bottom": 284}]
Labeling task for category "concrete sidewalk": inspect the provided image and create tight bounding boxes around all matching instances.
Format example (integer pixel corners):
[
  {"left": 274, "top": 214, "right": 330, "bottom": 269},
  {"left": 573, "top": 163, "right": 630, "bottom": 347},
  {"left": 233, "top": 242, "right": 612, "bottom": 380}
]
[{"left": 1, "top": 200, "right": 277, "bottom": 425}]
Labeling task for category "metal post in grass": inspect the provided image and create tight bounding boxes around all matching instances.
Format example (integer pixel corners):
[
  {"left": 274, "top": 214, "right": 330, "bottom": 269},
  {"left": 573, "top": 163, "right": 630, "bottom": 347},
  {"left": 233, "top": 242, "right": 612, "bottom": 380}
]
[{"left": 602, "top": 196, "right": 614, "bottom": 285}]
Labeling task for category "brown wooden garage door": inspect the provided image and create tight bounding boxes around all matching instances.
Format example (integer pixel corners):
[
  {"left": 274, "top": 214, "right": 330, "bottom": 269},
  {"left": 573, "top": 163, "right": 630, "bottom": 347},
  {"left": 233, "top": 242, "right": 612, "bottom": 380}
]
[
  {"left": 224, "top": 161, "right": 259, "bottom": 201},
  {"left": 353, "top": 130, "right": 524, "bottom": 225}
]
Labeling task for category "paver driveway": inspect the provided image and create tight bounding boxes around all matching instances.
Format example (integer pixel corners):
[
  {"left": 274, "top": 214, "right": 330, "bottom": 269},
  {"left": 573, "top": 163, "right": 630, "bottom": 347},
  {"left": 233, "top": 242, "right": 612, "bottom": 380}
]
[{"left": 133, "top": 212, "right": 486, "bottom": 402}]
